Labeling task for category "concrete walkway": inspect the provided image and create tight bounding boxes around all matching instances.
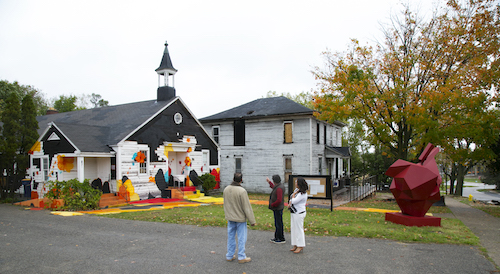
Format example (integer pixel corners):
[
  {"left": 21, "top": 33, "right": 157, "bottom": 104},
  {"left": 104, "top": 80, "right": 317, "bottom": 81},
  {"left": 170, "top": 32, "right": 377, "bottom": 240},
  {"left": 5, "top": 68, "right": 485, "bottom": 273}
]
[
  {"left": 445, "top": 196, "right": 500, "bottom": 267},
  {"left": 0, "top": 203, "right": 497, "bottom": 274}
]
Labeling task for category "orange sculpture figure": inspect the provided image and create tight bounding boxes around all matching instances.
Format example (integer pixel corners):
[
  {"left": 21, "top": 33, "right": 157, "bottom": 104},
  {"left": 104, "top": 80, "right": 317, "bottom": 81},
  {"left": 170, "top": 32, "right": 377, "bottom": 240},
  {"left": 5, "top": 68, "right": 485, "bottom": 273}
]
[{"left": 385, "top": 143, "right": 442, "bottom": 226}]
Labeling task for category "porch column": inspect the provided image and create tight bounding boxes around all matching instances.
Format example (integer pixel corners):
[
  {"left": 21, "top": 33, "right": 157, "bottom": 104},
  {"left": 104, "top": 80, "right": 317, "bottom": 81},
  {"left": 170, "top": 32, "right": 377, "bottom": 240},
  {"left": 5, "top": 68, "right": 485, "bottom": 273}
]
[
  {"left": 116, "top": 145, "right": 121, "bottom": 182},
  {"left": 77, "top": 156, "right": 84, "bottom": 183},
  {"left": 348, "top": 158, "right": 351, "bottom": 177},
  {"left": 335, "top": 158, "right": 338, "bottom": 179}
]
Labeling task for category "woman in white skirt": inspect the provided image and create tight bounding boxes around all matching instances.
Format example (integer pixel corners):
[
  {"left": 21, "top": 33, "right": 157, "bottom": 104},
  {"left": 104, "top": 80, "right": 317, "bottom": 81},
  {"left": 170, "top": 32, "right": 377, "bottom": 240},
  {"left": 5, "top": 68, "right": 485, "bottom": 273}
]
[{"left": 288, "top": 177, "right": 308, "bottom": 253}]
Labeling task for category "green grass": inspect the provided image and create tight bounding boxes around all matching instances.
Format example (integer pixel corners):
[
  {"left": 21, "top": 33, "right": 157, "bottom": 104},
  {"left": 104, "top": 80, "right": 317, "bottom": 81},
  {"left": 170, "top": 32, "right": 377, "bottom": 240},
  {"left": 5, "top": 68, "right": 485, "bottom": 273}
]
[
  {"left": 102, "top": 194, "right": 479, "bottom": 246},
  {"left": 456, "top": 196, "right": 500, "bottom": 218},
  {"left": 477, "top": 188, "right": 500, "bottom": 194},
  {"left": 347, "top": 198, "right": 451, "bottom": 214}
]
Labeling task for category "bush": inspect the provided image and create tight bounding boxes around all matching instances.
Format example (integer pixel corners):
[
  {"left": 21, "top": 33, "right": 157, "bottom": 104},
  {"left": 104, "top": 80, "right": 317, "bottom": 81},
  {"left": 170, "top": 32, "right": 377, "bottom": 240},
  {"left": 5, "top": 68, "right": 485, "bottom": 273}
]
[
  {"left": 45, "top": 179, "right": 102, "bottom": 211},
  {"left": 480, "top": 170, "right": 500, "bottom": 190},
  {"left": 200, "top": 173, "right": 217, "bottom": 195}
]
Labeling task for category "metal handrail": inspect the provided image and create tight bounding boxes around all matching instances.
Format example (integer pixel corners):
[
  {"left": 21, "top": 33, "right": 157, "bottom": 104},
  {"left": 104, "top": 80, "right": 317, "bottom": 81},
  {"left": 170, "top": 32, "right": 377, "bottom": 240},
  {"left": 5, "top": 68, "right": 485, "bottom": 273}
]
[{"left": 348, "top": 175, "right": 378, "bottom": 202}]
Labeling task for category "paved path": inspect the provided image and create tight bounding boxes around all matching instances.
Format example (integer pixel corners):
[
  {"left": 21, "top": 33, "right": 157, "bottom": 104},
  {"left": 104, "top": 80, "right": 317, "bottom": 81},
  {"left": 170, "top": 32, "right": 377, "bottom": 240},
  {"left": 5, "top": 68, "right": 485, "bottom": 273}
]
[
  {"left": 0, "top": 203, "right": 497, "bottom": 274},
  {"left": 445, "top": 196, "right": 500, "bottom": 268},
  {"left": 461, "top": 181, "right": 500, "bottom": 202}
]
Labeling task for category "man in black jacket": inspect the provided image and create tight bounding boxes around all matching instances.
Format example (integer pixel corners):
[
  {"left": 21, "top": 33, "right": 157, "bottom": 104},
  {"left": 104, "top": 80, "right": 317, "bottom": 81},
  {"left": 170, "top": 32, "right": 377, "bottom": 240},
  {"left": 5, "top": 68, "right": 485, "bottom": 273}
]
[{"left": 267, "top": 175, "right": 285, "bottom": 244}]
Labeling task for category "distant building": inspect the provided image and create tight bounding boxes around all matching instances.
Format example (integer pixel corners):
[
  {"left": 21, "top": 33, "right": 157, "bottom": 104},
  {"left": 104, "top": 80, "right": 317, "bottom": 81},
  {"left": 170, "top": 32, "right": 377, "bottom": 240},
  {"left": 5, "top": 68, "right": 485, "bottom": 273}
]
[
  {"left": 29, "top": 41, "right": 219, "bottom": 199},
  {"left": 199, "top": 97, "right": 350, "bottom": 193}
]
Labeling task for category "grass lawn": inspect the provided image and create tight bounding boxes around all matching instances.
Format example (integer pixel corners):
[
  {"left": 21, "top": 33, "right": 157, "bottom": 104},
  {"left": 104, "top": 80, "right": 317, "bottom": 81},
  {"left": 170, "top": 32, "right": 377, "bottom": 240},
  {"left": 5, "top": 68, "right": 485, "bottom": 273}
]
[
  {"left": 455, "top": 196, "right": 500, "bottom": 218},
  {"left": 102, "top": 192, "right": 480, "bottom": 246}
]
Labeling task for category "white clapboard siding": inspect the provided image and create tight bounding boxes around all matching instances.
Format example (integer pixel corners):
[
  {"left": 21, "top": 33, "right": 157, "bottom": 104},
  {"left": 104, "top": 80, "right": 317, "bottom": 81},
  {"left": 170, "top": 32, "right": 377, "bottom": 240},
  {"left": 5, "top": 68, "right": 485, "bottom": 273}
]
[{"left": 203, "top": 116, "right": 342, "bottom": 194}]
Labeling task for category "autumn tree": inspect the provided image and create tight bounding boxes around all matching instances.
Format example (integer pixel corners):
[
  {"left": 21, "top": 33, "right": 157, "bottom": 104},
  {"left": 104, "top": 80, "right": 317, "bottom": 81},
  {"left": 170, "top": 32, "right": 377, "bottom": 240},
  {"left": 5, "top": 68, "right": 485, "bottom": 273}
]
[{"left": 313, "top": 0, "right": 500, "bottom": 195}]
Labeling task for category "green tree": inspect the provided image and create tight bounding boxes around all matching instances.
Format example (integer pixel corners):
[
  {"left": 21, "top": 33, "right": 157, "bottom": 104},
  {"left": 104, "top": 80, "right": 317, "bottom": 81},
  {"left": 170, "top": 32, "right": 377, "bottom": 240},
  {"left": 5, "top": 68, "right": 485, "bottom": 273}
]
[
  {"left": 0, "top": 80, "right": 48, "bottom": 116},
  {"left": 313, "top": 0, "right": 500, "bottom": 195},
  {"left": 361, "top": 144, "right": 394, "bottom": 188},
  {"left": 53, "top": 95, "right": 81, "bottom": 113},
  {"left": 265, "top": 91, "right": 315, "bottom": 110},
  {"left": 18, "top": 95, "right": 39, "bottom": 176},
  {"left": 0, "top": 92, "right": 22, "bottom": 198},
  {"left": 342, "top": 119, "right": 368, "bottom": 178},
  {"left": 89, "top": 93, "right": 109, "bottom": 108},
  {"left": 481, "top": 123, "right": 500, "bottom": 190},
  {"left": 0, "top": 92, "right": 40, "bottom": 198}
]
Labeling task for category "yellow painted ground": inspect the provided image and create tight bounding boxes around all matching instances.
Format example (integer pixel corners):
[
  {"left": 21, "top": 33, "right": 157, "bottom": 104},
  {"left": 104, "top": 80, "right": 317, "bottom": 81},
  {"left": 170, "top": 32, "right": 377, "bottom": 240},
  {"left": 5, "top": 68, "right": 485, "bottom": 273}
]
[
  {"left": 186, "top": 196, "right": 224, "bottom": 204},
  {"left": 81, "top": 202, "right": 200, "bottom": 215},
  {"left": 51, "top": 211, "right": 85, "bottom": 216},
  {"left": 34, "top": 195, "right": 432, "bottom": 217},
  {"left": 335, "top": 206, "right": 433, "bottom": 216}
]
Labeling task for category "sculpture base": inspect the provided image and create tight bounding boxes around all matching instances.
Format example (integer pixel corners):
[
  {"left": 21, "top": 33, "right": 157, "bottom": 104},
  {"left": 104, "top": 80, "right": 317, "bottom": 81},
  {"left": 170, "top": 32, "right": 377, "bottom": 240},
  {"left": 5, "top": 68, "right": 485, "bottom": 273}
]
[{"left": 385, "top": 212, "right": 441, "bottom": 227}]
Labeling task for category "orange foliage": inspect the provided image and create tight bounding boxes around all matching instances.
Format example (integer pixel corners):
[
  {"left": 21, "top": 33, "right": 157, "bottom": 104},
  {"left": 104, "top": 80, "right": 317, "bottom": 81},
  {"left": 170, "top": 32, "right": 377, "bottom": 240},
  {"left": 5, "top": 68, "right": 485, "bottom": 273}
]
[{"left": 313, "top": 0, "right": 500, "bottom": 161}]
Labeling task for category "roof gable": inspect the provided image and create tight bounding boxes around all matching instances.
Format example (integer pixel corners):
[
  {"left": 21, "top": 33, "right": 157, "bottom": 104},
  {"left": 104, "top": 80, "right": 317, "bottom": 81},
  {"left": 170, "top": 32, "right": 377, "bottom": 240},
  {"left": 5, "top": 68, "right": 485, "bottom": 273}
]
[
  {"left": 36, "top": 98, "right": 176, "bottom": 152},
  {"left": 128, "top": 99, "right": 218, "bottom": 162},
  {"left": 41, "top": 124, "right": 77, "bottom": 156}
]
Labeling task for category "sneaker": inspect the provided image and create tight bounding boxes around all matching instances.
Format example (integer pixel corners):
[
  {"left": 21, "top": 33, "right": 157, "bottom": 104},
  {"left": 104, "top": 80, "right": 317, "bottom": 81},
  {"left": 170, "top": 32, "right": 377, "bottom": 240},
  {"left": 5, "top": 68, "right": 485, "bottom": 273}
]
[
  {"left": 270, "top": 238, "right": 277, "bottom": 243},
  {"left": 238, "top": 257, "right": 251, "bottom": 264},
  {"left": 226, "top": 255, "right": 236, "bottom": 262},
  {"left": 272, "top": 239, "right": 286, "bottom": 244}
]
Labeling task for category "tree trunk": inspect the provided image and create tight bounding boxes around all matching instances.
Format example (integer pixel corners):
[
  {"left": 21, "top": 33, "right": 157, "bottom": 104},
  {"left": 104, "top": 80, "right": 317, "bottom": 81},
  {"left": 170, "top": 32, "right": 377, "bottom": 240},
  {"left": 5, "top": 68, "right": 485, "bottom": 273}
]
[
  {"left": 448, "top": 164, "right": 458, "bottom": 195},
  {"left": 455, "top": 165, "right": 466, "bottom": 196}
]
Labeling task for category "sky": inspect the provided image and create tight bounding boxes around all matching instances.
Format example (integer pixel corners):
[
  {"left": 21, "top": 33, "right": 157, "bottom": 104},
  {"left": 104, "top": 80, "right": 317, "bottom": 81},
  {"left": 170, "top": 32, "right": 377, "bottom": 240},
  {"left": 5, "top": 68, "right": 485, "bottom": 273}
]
[{"left": 0, "top": 0, "right": 437, "bottom": 118}]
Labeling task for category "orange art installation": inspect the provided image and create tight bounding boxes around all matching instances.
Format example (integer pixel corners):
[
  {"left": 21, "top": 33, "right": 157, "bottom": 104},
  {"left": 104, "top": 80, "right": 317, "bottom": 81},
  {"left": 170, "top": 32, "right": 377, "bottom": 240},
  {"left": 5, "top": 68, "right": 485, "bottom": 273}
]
[
  {"left": 57, "top": 155, "right": 74, "bottom": 172},
  {"left": 135, "top": 151, "right": 146, "bottom": 163}
]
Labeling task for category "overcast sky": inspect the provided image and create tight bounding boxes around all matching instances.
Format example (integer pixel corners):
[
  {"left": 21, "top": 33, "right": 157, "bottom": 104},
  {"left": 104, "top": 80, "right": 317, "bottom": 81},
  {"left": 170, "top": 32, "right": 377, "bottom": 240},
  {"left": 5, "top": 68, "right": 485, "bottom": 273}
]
[{"left": 0, "top": 0, "right": 436, "bottom": 118}]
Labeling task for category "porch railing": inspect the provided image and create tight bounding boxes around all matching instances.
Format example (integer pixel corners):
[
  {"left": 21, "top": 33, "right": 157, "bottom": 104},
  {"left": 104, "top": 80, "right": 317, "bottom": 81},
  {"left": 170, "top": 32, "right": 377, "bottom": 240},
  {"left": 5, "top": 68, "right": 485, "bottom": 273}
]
[{"left": 347, "top": 175, "right": 378, "bottom": 202}]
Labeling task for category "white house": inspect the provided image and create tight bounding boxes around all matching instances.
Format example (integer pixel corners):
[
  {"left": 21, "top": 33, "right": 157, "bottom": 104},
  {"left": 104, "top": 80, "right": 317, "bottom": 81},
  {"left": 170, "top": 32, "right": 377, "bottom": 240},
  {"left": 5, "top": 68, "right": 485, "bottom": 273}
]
[
  {"left": 29, "top": 41, "right": 220, "bottom": 200},
  {"left": 199, "top": 97, "right": 350, "bottom": 193}
]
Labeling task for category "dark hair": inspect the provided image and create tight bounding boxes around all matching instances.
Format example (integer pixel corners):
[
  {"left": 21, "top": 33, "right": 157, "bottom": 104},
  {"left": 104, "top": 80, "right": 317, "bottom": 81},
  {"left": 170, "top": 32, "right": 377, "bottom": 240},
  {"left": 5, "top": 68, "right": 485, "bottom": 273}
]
[
  {"left": 233, "top": 172, "right": 242, "bottom": 183},
  {"left": 297, "top": 177, "right": 308, "bottom": 194},
  {"left": 272, "top": 174, "right": 281, "bottom": 184}
]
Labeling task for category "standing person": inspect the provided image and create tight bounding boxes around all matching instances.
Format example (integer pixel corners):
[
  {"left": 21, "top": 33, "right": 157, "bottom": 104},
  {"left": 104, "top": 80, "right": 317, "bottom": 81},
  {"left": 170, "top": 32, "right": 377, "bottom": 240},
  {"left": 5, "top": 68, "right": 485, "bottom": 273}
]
[
  {"left": 223, "top": 172, "right": 256, "bottom": 263},
  {"left": 288, "top": 177, "right": 308, "bottom": 254},
  {"left": 267, "top": 175, "right": 285, "bottom": 244}
]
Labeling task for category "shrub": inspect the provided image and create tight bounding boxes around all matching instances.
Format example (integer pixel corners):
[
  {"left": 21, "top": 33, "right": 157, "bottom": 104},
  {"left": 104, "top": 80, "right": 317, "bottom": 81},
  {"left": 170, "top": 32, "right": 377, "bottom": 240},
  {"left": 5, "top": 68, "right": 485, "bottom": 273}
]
[
  {"left": 200, "top": 173, "right": 217, "bottom": 195},
  {"left": 45, "top": 179, "right": 102, "bottom": 211}
]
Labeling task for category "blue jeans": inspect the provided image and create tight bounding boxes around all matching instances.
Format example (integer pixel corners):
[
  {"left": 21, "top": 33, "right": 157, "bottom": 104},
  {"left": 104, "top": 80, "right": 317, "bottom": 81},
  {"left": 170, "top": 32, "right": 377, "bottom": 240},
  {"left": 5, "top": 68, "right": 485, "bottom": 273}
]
[
  {"left": 226, "top": 221, "right": 248, "bottom": 260},
  {"left": 273, "top": 209, "right": 284, "bottom": 241}
]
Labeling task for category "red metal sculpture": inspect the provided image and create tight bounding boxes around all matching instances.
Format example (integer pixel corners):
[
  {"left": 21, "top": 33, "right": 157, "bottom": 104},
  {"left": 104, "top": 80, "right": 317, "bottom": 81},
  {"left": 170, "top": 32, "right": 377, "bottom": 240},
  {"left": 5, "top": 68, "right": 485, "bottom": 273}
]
[{"left": 385, "top": 143, "right": 442, "bottom": 226}]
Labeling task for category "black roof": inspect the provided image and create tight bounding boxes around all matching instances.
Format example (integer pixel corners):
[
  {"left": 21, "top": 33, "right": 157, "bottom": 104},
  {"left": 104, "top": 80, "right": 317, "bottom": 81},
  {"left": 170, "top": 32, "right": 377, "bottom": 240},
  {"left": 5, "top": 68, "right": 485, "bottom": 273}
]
[
  {"left": 326, "top": 146, "right": 351, "bottom": 157},
  {"left": 36, "top": 98, "right": 176, "bottom": 153},
  {"left": 199, "top": 96, "right": 314, "bottom": 122}
]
